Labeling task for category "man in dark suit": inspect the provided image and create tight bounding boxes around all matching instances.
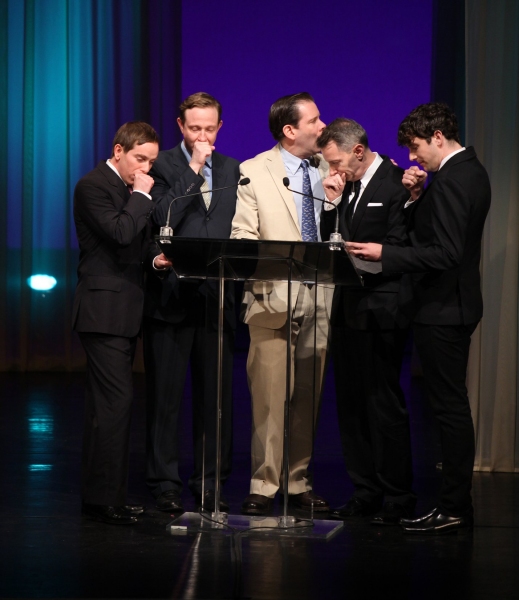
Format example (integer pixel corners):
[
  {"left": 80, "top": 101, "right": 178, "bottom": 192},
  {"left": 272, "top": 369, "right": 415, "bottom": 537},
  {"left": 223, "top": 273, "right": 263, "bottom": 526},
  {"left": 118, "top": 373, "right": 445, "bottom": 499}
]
[
  {"left": 347, "top": 103, "right": 491, "bottom": 534},
  {"left": 73, "top": 121, "right": 171, "bottom": 525},
  {"left": 144, "top": 93, "right": 240, "bottom": 513},
  {"left": 318, "top": 118, "right": 415, "bottom": 525}
]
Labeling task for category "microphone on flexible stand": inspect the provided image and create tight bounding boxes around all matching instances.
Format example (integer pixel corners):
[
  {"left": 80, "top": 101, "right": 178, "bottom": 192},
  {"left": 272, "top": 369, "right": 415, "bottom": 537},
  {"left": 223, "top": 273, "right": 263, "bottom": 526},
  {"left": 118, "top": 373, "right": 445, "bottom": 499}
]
[
  {"left": 159, "top": 178, "right": 251, "bottom": 242},
  {"left": 282, "top": 177, "right": 343, "bottom": 251}
]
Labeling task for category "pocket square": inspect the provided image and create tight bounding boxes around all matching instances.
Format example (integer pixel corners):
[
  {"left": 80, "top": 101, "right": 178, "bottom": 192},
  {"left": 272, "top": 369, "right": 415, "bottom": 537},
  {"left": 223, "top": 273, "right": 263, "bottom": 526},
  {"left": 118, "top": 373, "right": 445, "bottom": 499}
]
[{"left": 367, "top": 203, "right": 383, "bottom": 206}]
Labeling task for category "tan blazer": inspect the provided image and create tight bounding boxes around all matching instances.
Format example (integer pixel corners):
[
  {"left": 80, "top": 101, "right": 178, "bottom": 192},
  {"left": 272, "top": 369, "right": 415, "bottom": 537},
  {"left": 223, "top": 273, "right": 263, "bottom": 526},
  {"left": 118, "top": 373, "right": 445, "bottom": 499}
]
[{"left": 231, "top": 144, "right": 332, "bottom": 329}]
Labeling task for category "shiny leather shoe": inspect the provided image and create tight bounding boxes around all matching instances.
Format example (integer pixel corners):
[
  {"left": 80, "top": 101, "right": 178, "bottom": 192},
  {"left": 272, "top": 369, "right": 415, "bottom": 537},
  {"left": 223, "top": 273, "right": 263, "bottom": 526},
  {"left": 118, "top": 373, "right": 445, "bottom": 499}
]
[
  {"left": 241, "top": 493, "right": 273, "bottom": 515},
  {"left": 400, "top": 507, "right": 474, "bottom": 535},
  {"left": 371, "top": 502, "right": 413, "bottom": 526},
  {"left": 81, "top": 503, "right": 137, "bottom": 525},
  {"left": 330, "top": 496, "right": 382, "bottom": 519},
  {"left": 119, "top": 504, "right": 145, "bottom": 516},
  {"left": 155, "top": 490, "right": 184, "bottom": 513},
  {"left": 196, "top": 490, "right": 230, "bottom": 512},
  {"left": 288, "top": 491, "right": 329, "bottom": 512}
]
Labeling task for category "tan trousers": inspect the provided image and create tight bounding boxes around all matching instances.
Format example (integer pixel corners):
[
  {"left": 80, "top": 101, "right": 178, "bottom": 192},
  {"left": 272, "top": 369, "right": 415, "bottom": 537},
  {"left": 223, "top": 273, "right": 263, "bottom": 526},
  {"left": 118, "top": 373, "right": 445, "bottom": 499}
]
[{"left": 247, "top": 285, "right": 330, "bottom": 497}]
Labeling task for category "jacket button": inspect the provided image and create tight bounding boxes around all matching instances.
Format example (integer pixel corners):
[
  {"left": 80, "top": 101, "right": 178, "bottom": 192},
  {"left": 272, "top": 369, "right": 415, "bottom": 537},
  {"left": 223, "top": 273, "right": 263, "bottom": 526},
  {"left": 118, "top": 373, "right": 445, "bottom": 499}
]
[{"left": 206, "top": 216, "right": 210, "bottom": 221}]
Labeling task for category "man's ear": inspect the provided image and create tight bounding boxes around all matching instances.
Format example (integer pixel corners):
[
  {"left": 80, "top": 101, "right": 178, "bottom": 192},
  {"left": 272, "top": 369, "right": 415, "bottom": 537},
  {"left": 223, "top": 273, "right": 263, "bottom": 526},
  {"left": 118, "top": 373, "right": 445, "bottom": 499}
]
[
  {"left": 282, "top": 123, "right": 296, "bottom": 140},
  {"left": 353, "top": 143, "right": 365, "bottom": 161},
  {"left": 433, "top": 130, "right": 444, "bottom": 146}
]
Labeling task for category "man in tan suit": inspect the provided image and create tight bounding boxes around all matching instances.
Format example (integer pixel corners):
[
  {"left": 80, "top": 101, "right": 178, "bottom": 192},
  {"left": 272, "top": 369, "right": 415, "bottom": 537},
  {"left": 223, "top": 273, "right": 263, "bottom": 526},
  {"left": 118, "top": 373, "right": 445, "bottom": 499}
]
[{"left": 232, "top": 92, "right": 337, "bottom": 515}]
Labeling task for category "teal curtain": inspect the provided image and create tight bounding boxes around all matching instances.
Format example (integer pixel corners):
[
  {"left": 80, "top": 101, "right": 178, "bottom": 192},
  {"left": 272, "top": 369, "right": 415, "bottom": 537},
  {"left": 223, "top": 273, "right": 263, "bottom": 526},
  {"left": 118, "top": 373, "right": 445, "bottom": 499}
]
[{"left": 0, "top": 0, "right": 181, "bottom": 370}]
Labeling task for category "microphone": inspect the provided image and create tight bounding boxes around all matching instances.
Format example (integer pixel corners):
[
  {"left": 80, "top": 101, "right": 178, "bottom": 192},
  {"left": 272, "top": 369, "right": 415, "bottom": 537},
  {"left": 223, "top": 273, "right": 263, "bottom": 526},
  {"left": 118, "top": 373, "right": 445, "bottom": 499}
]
[
  {"left": 282, "top": 177, "right": 343, "bottom": 251},
  {"left": 159, "top": 178, "right": 251, "bottom": 241}
]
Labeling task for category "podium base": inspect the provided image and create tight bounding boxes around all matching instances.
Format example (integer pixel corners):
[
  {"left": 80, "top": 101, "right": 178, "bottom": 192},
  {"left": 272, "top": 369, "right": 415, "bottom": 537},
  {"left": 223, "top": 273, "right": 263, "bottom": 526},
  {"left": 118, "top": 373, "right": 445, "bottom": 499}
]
[{"left": 167, "top": 512, "right": 344, "bottom": 540}]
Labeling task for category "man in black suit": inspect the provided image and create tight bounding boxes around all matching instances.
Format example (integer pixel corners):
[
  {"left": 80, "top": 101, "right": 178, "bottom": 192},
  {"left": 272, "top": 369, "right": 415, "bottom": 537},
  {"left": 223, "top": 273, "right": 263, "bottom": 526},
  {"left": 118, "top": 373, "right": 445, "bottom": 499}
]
[
  {"left": 347, "top": 103, "right": 491, "bottom": 534},
  {"left": 144, "top": 93, "right": 240, "bottom": 513},
  {"left": 73, "top": 121, "right": 171, "bottom": 525},
  {"left": 318, "top": 118, "right": 415, "bottom": 525}
]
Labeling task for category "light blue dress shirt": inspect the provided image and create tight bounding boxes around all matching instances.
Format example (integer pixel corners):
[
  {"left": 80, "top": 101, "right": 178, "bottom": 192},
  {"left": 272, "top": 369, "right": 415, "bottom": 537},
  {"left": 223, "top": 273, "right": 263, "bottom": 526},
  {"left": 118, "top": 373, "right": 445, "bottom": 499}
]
[{"left": 280, "top": 146, "right": 325, "bottom": 242}]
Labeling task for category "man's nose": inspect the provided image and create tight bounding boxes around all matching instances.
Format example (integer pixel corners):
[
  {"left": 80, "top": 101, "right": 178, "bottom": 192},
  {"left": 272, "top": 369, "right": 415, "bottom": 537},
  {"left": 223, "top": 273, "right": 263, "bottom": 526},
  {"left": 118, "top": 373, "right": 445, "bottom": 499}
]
[
  {"left": 198, "top": 130, "right": 208, "bottom": 141},
  {"left": 409, "top": 151, "right": 416, "bottom": 162}
]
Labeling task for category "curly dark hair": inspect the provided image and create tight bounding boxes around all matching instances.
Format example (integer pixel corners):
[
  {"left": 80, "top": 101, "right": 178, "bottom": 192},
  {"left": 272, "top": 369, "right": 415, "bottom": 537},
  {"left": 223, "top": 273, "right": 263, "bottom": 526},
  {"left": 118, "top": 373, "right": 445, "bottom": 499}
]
[
  {"left": 268, "top": 92, "right": 315, "bottom": 142},
  {"left": 397, "top": 102, "right": 461, "bottom": 146}
]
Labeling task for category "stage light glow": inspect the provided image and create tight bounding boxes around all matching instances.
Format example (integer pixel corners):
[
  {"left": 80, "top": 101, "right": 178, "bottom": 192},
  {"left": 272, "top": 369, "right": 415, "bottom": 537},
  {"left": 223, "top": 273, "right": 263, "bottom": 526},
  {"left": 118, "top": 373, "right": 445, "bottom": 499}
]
[{"left": 27, "top": 275, "right": 57, "bottom": 291}]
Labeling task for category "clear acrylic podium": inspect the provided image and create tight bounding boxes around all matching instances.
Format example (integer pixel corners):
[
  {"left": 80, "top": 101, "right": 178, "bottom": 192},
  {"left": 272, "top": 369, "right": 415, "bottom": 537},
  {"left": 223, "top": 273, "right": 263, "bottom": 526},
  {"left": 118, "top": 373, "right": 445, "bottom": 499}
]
[{"left": 156, "top": 237, "right": 363, "bottom": 540}]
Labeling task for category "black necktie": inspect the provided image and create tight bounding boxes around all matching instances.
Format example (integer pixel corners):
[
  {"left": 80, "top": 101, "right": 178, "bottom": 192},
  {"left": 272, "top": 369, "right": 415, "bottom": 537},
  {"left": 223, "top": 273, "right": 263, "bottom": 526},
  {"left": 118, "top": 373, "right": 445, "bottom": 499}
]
[{"left": 346, "top": 180, "right": 361, "bottom": 230}]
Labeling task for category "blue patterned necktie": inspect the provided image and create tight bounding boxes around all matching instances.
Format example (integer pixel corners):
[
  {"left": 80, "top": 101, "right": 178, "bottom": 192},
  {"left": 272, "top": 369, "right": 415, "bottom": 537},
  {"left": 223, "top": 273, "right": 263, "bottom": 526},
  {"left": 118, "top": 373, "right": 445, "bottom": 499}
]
[{"left": 300, "top": 159, "right": 318, "bottom": 242}]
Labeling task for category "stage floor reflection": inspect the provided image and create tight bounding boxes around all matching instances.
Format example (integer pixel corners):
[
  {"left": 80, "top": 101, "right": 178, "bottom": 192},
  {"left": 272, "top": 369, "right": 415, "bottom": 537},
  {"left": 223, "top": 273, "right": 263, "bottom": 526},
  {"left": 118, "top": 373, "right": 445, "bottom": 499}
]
[{"left": 0, "top": 352, "right": 517, "bottom": 599}]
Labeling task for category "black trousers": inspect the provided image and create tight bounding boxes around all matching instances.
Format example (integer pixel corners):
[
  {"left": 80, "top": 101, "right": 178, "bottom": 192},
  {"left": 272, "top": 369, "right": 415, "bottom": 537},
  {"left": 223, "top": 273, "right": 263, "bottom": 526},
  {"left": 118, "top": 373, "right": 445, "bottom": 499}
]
[
  {"left": 332, "top": 324, "right": 415, "bottom": 508},
  {"left": 79, "top": 332, "right": 137, "bottom": 506},
  {"left": 413, "top": 322, "right": 477, "bottom": 515},
  {"left": 143, "top": 314, "right": 234, "bottom": 498}
]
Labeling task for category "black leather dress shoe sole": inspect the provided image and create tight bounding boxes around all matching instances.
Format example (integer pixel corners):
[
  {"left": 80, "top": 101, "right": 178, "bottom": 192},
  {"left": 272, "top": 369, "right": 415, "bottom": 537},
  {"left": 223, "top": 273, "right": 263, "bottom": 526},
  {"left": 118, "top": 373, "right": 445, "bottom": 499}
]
[
  {"left": 241, "top": 494, "right": 273, "bottom": 516},
  {"left": 330, "top": 497, "right": 382, "bottom": 520},
  {"left": 81, "top": 504, "right": 138, "bottom": 525},
  {"left": 401, "top": 508, "right": 474, "bottom": 535},
  {"left": 288, "top": 491, "right": 330, "bottom": 512},
  {"left": 371, "top": 503, "right": 413, "bottom": 526},
  {"left": 155, "top": 491, "right": 184, "bottom": 513},
  {"left": 120, "top": 504, "right": 145, "bottom": 516}
]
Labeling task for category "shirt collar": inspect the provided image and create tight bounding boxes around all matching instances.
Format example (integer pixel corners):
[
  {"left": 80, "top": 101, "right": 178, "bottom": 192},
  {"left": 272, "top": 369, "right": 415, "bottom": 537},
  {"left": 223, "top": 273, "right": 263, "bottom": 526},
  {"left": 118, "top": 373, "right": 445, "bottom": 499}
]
[
  {"left": 106, "top": 159, "right": 123, "bottom": 181},
  {"left": 181, "top": 140, "right": 213, "bottom": 168},
  {"left": 279, "top": 145, "right": 312, "bottom": 175},
  {"left": 439, "top": 147, "right": 465, "bottom": 170},
  {"left": 359, "top": 152, "right": 383, "bottom": 188}
]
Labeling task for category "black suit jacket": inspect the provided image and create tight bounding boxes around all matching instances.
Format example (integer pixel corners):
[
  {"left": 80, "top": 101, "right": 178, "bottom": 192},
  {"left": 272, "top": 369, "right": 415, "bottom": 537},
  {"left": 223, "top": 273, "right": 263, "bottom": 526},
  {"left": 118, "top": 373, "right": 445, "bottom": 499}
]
[
  {"left": 382, "top": 147, "right": 491, "bottom": 325},
  {"left": 145, "top": 144, "right": 241, "bottom": 326},
  {"left": 72, "top": 161, "right": 154, "bottom": 337},
  {"left": 321, "top": 156, "right": 409, "bottom": 330}
]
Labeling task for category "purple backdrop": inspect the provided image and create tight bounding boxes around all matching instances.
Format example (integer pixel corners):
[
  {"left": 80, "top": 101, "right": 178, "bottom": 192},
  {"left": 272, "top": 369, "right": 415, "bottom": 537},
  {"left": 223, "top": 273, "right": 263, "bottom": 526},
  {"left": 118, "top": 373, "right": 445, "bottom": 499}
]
[{"left": 181, "top": 0, "right": 433, "bottom": 167}]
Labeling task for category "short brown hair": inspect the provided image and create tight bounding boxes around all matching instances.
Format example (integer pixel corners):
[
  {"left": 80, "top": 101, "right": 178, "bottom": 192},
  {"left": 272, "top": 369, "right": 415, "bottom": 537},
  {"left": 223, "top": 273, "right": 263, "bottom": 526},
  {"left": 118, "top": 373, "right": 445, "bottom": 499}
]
[
  {"left": 179, "top": 92, "right": 222, "bottom": 123},
  {"left": 317, "top": 118, "right": 369, "bottom": 151},
  {"left": 268, "top": 92, "right": 315, "bottom": 142},
  {"left": 111, "top": 121, "right": 159, "bottom": 155}
]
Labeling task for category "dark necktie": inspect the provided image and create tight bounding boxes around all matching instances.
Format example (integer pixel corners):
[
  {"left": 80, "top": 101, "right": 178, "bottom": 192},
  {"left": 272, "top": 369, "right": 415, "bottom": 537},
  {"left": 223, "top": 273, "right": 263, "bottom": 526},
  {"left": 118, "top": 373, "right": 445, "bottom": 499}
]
[
  {"left": 346, "top": 180, "right": 361, "bottom": 230},
  {"left": 300, "top": 160, "right": 318, "bottom": 242}
]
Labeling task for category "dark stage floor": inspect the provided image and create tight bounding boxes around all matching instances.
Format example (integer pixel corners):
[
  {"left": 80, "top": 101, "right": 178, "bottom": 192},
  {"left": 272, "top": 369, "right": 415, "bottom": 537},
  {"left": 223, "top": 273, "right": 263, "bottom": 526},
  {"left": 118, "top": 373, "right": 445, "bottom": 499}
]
[{"left": 0, "top": 350, "right": 518, "bottom": 599}]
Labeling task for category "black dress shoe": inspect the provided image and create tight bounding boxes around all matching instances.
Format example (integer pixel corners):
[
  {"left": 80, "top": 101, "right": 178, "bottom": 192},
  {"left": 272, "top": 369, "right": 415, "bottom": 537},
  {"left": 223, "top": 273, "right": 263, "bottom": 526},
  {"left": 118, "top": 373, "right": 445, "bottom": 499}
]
[
  {"left": 400, "top": 507, "right": 474, "bottom": 535},
  {"left": 288, "top": 491, "right": 329, "bottom": 512},
  {"left": 330, "top": 496, "right": 382, "bottom": 519},
  {"left": 371, "top": 502, "right": 413, "bottom": 526},
  {"left": 241, "top": 494, "right": 273, "bottom": 516},
  {"left": 81, "top": 503, "right": 137, "bottom": 525},
  {"left": 195, "top": 490, "right": 230, "bottom": 512},
  {"left": 119, "top": 504, "right": 145, "bottom": 516},
  {"left": 155, "top": 490, "right": 184, "bottom": 513}
]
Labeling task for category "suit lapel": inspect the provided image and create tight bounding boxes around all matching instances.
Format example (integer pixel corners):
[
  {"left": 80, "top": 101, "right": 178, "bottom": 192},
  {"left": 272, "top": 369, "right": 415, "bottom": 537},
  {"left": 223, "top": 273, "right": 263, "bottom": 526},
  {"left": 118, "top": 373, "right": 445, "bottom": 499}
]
[
  {"left": 266, "top": 147, "right": 300, "bottom": 233},
  {"left": 349, "top": 160, "right": 389, "bottom": 238},
  {"left": 99, "top": 161, "right": 129, "bottom": 208}
]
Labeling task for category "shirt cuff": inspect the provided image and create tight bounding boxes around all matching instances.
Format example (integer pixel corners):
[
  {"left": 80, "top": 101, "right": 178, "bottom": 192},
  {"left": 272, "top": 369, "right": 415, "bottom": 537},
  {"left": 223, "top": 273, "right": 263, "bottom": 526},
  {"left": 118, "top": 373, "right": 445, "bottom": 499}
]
[
  {"left": 134, "top": 190, "right": 152, "bottom": 200},
  {"left": 323, "top": 195, "right": 342, "bottom": 210}
]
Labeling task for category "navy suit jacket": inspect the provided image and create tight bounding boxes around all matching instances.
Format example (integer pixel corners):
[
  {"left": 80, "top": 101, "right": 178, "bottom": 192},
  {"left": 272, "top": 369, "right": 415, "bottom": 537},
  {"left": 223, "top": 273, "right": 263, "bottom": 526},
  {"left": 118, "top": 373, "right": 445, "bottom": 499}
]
[
  {"left": 73, "top": 161, "right": 154, "bottom": 337},
  {"left": 145, "top": 143, "right": 241, "bottom": 326},
  {"left": 382, "top": 147, "right": 491, "bottom": 325},
  {"left": 321, "top": 156, "right": 409, "bottom": 330}
]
